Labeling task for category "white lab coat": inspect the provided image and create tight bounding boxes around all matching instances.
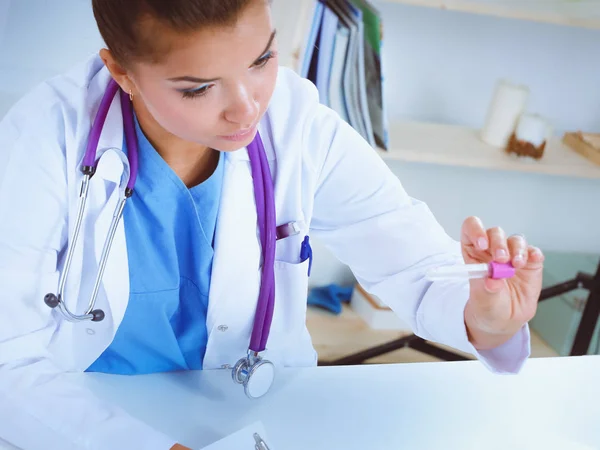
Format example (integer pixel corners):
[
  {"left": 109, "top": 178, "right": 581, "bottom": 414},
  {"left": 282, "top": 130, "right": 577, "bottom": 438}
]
[{"left": 0, "top": 54, "right": 530, "bottom": 450}]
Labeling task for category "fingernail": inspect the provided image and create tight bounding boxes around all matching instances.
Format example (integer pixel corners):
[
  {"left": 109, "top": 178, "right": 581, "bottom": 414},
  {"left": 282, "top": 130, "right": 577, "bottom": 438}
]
[
  {"left": 496, "top": 249, "right": 508, "bottom": 260},
  {"left": 478, "top": 238, "right": 488, "bottom": 250},
  {"left": 513, "top": 252, "right": 524, "bottom": 263}
]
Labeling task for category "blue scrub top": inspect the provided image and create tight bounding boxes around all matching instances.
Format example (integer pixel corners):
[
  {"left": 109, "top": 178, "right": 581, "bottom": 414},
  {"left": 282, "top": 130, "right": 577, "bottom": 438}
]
[{"left": 86, "top": 117, "right": 224, "bottom": 375}]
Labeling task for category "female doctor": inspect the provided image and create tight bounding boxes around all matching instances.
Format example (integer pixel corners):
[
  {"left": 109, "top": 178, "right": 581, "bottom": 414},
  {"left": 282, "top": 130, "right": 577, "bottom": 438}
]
[{"left": 0, "top": 0, "right": 544, "bottom": 449}]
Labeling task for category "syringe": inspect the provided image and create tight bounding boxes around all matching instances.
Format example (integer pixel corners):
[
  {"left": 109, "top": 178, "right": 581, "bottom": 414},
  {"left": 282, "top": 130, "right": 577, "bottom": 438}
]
[{"left": 425, "top": 261, "right": 515, "bottom": 281}]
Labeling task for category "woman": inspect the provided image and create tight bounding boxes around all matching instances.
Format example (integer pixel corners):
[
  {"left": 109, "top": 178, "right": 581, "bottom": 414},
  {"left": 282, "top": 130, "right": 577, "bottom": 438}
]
[{"left": 0, "top": 0, "right": 544, "bottom": 449}]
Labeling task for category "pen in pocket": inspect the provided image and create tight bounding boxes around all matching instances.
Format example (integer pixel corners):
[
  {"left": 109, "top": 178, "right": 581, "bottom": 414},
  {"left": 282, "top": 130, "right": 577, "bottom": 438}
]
[{"left": 300, "top": 235, "right": 312, "bottom": 277}]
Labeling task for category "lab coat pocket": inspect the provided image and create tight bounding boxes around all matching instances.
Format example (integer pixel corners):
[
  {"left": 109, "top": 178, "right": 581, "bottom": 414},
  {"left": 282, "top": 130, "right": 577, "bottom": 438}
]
[
  {"left": 273, "top": 231, "right": 313, "bottom": 295},
  {"left": 272, "top": 254, "right": 310, "bottom": 336},
  {"left": 273, "top": 231, "right": 311, "bottom": 328},
  {"left": 270, "top": 257, "right": 316, "bottom": 366},
  {"left": 274, "top": 229, "right": 310, "bottom": 265}
]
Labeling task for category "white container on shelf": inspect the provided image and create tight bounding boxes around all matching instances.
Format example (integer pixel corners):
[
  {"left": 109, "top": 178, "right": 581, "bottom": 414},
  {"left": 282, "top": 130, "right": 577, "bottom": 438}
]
[
  {"left": 480, "top": 79, "right": 530, "bottom": 148},
  {"left": 514, "top": 113, "right": 553, "bottom": 147}
]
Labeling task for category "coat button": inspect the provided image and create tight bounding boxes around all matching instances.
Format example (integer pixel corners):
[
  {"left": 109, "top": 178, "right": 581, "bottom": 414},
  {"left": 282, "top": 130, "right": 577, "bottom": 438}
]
[
  {"left": 217, "top": 325, "right": 228, "bottom": 332},
  {"left": 86, "top": 328, "right": 95, "bottom": 336}
]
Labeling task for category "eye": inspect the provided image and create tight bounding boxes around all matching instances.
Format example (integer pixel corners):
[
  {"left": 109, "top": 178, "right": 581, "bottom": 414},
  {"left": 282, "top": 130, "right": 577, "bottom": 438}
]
[
  {"left": 253, "top": 50, "right": 276, "bottom": 69},
  {"left": 180, "top": 84, "right": 212, "bottom": 99}
]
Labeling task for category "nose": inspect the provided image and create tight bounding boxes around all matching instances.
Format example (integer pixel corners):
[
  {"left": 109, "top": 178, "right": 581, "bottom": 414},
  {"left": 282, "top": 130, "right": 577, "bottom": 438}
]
[{"left": 224, "top": 84, "right": 259, "bottom": 127}]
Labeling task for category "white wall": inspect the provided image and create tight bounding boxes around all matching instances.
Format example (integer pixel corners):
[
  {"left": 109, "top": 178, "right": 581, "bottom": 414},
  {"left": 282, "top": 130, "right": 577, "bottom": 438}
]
[
  {"left": 1, "top": 0, "right": 599, "bottom": 289},
  {"left": 380, "top": 5, "right": 600, "bottom": 248},
  {"left": 374, "top": 2, "right": 600, "bottom": 136},
  {"left": 310, "top": 2, "right": 600, "bottom": 288},
  {"left": 0, "top": 0, "right": 103, "bottom": 115}
]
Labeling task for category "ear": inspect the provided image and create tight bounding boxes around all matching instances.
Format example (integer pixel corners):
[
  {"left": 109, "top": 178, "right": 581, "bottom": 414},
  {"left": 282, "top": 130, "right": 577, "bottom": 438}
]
[{"left": 99, "top": 48, "right": 138, "bottom": 96}]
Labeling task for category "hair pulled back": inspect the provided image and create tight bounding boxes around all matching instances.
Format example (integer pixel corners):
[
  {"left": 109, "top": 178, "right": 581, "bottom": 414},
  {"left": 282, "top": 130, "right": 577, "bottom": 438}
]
[{"left": 92, "top": 0, "right": 254, "bottom": 65}]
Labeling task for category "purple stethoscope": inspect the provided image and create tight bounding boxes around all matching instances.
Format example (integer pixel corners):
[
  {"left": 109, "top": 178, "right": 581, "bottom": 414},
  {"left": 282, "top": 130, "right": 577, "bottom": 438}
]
[{"left": 44, "top": 79, "right": 278, "bottom": 398}]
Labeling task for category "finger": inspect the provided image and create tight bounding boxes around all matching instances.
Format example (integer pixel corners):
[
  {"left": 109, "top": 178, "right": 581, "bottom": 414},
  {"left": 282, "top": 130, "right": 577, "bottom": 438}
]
[
  {"left": 483, "top": 277, "right": 505, "bottom": 294},
  {"left": 508, "top": 234, "right": 528, "bottom": 268},
  {"left": 526, "top": 245, "right": 545, "bottom": 268},
  {"left": 469, "top": 272, "right": 505, "bottom": 297},
  {"left": 461, "top": 216, "right": 489, "bottom": 251},
  {"left": 487, "top": 226, "right": 509, "bottom": 262}
]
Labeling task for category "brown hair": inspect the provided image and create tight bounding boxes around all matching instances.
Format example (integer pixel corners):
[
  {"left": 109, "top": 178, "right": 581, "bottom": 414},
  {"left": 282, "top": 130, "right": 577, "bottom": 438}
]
[{"left": 92, "top": 0, "right": 255, "bottom": 66}]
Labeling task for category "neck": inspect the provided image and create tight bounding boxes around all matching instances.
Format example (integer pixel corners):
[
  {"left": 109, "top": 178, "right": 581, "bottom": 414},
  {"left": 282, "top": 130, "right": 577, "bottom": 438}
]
[{"left": 132, "top": 99, "right": 219, "bottom": 188}]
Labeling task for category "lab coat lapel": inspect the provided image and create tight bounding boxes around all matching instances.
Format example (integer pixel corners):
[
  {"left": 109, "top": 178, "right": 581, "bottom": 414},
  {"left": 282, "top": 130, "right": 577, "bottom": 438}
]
[
  {"left": 205, "top": 123, "right": 278, "bottom": 365},
  {"left": 207, "top": 150, "right": 262, "bottom": 340}
]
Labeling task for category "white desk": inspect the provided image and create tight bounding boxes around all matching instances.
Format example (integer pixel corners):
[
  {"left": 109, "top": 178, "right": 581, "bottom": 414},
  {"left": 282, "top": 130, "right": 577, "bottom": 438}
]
[{"left": 79, "top": 356, "right": 600, "bottom": 449}]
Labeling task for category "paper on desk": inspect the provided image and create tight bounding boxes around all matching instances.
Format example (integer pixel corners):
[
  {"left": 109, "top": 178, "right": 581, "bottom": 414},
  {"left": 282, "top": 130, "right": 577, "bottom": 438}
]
[
  {"left": 468, "top": 430, "right": 597, "bottom": 450},
  {"left": 199, "top": 421, "right": 274, "bottom": 449}
]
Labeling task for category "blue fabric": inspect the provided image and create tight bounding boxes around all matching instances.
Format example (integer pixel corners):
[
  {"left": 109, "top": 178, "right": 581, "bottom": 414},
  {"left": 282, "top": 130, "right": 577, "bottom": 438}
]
[
  {"left": 86, "top": 117, "right": 224, "bottom": 375},
  {"left": 307, "top": 284, "right": 353, "bottom": 315}
]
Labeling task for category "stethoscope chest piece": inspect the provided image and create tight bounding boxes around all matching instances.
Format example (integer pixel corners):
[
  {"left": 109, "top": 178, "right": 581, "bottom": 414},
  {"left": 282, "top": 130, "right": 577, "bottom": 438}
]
[{"left": 232, "top": 352, "right": 275, "bottom": 399}]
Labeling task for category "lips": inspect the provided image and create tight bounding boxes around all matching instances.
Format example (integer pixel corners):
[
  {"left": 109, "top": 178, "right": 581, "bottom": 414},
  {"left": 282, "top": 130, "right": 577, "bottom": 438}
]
[{"left": 220, "top": 125, "right": 257, "bottom": 142}]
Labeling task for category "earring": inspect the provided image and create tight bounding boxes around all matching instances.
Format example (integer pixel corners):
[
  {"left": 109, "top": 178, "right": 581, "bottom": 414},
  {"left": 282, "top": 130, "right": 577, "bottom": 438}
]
[{"left": 129, "top": 90, "right": 134, "bottom": 102}]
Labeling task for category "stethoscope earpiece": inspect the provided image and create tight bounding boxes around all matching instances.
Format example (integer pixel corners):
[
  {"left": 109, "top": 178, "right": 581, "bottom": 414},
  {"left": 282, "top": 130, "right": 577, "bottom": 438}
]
[
  {"left": 91, "top": 309, "right": 105, "bottom": 322},
  {"left": 44, "top": 292, "right": 106, "bottom": 322},
  {"left": 44, "top": 293, "right": 60, "bottom": 309}
]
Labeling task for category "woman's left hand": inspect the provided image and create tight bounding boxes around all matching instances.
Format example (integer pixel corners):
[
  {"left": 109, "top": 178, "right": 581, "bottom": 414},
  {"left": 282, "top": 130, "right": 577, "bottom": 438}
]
[{"left": 460, "top": 216, "right": 545, "bottom": 350}]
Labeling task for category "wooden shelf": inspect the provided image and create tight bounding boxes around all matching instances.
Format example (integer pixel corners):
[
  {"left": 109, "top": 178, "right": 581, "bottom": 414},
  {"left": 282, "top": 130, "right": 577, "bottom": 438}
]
[
  {"left": 377, "top": 121, "right": 600, "bottom": 179},
  {"left": 381, "top": 0, "right": 600, "bottom": 30}
]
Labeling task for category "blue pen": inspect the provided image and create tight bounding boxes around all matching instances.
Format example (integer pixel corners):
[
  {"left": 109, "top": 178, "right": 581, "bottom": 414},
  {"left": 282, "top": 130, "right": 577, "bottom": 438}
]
[{"left": 300, "top": 236, "right": 313, "bottom": 277}]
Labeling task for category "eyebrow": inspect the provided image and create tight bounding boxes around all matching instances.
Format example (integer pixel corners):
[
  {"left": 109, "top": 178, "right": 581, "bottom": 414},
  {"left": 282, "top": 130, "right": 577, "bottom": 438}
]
[{"left": 168, "top": 30, "right": 277, "bottom": 84}]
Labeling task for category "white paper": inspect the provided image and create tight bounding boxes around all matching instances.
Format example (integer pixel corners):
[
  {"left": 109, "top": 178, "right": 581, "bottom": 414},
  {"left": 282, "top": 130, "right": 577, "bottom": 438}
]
[
  {"left": 315, "top": 6, "right": 339, "bottom": 107},
  {"left": 328, "top": 25, "right": 350, "bottom": 123},
  {"left": 300, "top": 2, "right": 324, "bottom": 78},
  {"left": 199, "top": 421, "right": 274, "bottom": 450},
  {"left": 351, "top": 4, "right": 376, "bottom": 148}
]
